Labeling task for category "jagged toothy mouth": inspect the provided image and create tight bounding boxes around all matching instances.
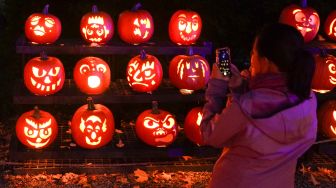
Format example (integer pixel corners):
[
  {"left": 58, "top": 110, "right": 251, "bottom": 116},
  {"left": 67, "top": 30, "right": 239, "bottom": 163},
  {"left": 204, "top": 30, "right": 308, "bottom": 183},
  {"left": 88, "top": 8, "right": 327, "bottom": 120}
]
[
  {"left": 179, "top": 32, "right": 197, "bottom": 41},
  {"left": 30, "top": 77, "right": 62, "bottom": 92},
  {"left": 27, "top": 138, "right": 50, "bottom": 148},
  {"left": 85, "top": 136, "right": 102, "bottom": 145}
]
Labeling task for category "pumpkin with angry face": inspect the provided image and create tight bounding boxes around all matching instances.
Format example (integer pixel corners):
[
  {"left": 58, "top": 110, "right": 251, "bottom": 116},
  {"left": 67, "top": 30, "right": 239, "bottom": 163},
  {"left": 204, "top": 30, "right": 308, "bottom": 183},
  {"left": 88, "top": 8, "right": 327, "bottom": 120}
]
[
  {"left": 324, "top": 10, "right": 336, "bottom": 41},
  {"left": 126, "top": 50, "right": 162, "bottom": 93},
  {"left": 169, "top": 9, "right": 202, "bottom": 45},
  {"left": 73, "top": 56, "right": 111, "bottom": 95},
  {"left": 312, "top": 51, "right": 336, "bottom": 93},
  {"left": 136, "top": 101, "right": 178, "bottom": 147},
  {"left": 184, "top": 107, "right": 204, "bottom": 146},
  {"left": 71, "top": 97, "right": 114, "bottom": 149},
  {"left": 24, "top": 52, "right": 65, "bottom": 96},
  {"left": 25, "top": 4, "right": 62, "bottom": 44},
  {"left": 16, "top": 106, "right": 58, "bottom": 149},
  {"left": 317, "top": 100, "right": 336, "bottom": 138}
]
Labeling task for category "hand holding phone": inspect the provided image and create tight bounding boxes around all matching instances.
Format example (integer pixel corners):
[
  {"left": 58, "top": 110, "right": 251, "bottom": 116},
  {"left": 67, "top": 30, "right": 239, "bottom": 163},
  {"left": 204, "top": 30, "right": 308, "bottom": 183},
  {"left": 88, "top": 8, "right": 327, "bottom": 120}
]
[{"left": 216, "top": 47, "right": 232, "bottom": 78}]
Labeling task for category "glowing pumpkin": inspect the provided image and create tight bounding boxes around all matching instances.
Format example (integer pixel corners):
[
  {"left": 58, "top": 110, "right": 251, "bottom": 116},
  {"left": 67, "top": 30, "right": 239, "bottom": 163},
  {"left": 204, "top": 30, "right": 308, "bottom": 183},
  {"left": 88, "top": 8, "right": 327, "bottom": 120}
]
[
  {"left": 169, "top": 9, "right": 202, "bottom": 45},
  {"left": 312, "top": 51, "right": 336, "bottom": 93},
  {"left": 24, "top": 52, "right": 65, "bottom": 96},
  {"left": 135, "top": 101, "right": 178, "bottom": 147},
  {"left": 71, "top": 97, "right": 114, "bottom": 149},
  {"left": 324, "top": 10, "right": 336, "bottom": 41},
  {"left": 169, "top": 48, "right": 210, "bottom": 94},
  {"left": 126, "top": 50, "right": 162, "bottom": 93},
  {"left": 25, "top": 4, "right": 62, "bottom": 44},
  {"left": 279, "top": 0, "right": 320, "bottom": 43},
  {"left": 184, "top": 107, "right": 204, "bottom": 146},
  {"left": 73, "top": 56, "right": 111, "bottom": 95},
  {"left": 80, "top": 5, "right": 114, "bottom": 44},
  {"left": 16, "top": 106, "right": 58, "bottom": 149},
  {"left": 317, "top": 100, "right": 336, "bottom": 138},
  {"left": 118, "top": 3, "right": 154, "bottom": 45}
]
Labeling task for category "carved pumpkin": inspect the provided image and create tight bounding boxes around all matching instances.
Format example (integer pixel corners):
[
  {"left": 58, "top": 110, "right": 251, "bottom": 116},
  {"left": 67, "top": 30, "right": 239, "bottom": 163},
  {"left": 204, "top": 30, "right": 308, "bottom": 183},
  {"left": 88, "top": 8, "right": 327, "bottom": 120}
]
[
  {"left": 80, "top": 5, "right": 114, "bottom": 44},
  {"left": 135, "top": 101, "right": 178, "bottom": 147},
  {"left": 184, "top": 107, "right": 204, "bottom": 146},
  {"left": 25, "top": 4, "right": 62, "bottom": 44},
  {"left": 317, "top": 100, "right": 336, "bottom": 138},
  {"left": 126, "top": 50, "right": 162, "bottom": 93},
  {"left": 169, "top": 9, "right": 202, "bottom": 45},
  {"left": 73, "top": 56, "right": 111, "bottom": 95},
  {"left": 24, "top": 52, "right": 65, "bottom": 96},
  {"left": 279, "top": 0, "right": 320, "bottom": 43},
  {"left": 71, "top": 97, "right": 114, "bottom": 149},
  {"left": 324, "top": 10, "right": 336, "bottom": 41},
  {"left": 118, "top": 3, "right": 154, "bottom": 45},
  {"left": 16, "top": 106, "right": 58, "bottom": 149},
  {"left": 169, "top": 48, "right": 210, "bottom": 94},
  {"left": 312, "top": 50, "right": 336, "bottom": 93}
]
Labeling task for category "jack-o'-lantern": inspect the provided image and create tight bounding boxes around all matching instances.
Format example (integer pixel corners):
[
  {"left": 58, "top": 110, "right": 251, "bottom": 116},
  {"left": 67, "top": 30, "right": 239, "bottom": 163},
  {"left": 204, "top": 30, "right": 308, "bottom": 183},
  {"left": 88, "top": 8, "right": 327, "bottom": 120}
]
[
  {"left": 24, "top": 52, "right": 65, "bottom": 96},
  {"left": 71, "top": 97, "right": 114, "bottom": 149},
  {"left": 25, "top": 4, "right": 62, "bottom": 44},
  {"left": 126, "top": 50, "right": 162, "bottom": 93},
  {"left": 16, "top": 106, "right": 58, "bottom": 149},
  {"left": 317, "top": 100, "right": 336, "bottom": 138},
  {"left": 118, "top": 3, "right": 154, "bottom": 45},
  {"left": 184, "top": 107, "right": 204, "bottom": 146},
  {"left": 136, "top": 101, "right": 178, "bottom": 147},
  {"left": 312, "top": 50, "right": 336, "bottom": 93},
  {"left": 169, "top": 47, "right": 210, "bottom": 94},
  {"left": 279, "top": 0, "right": 320, "bottom": 43},
  {"left": 324, "top": 10, "right": 336, "bottom": 41},
  {"left": 80, "top": 5, "right": 114, "bottom": 44},
  {"left": 169, "top": 9, "right": 202, "bottom": 45},
  {"left": 73, "top": 56, "right": 111, "bottom": 95}
]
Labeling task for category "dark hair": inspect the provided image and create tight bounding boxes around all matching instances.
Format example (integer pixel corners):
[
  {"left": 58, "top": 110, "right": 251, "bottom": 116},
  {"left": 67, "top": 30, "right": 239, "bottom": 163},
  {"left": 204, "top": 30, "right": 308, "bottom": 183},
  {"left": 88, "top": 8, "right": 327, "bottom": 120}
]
[{"left": 255, "top": 23, "right": 315, "bottom": 100}]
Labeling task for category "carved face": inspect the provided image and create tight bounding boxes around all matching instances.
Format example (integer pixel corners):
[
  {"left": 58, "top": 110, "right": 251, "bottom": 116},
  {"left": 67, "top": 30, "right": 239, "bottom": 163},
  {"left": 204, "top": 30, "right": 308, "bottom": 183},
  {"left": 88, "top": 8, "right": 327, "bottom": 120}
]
[
  {"left": 118, "top": 9, "right": 154, "bottom": 45},
  {"left": 24, "top": 56, "right": 65, "bottom": 96},
  {"left": 169, "top": 10, "right": 202, "bottom": 45},
  {"left": 279, "top": 4, "right": 320, "bottom": 43},
  {"left": 16, "top": 108, "right": 58, "bottom": 149},
  {"left": 126, "top": 54, "right": 162, "bottom": 92},
  {"left": 73, "top": 57, "right": 111, "bottom": 95},
  {"left": 324, "top": 10, "right": 336, "bottom": 41},
  {"left": 312, "top": 53, "right": 336, "bottom": 93},
  {"left": 184, "top": 107, "right": 204, "bottom": 145},
  {"left": 136, "top": 109, "right": 177, "bottom": 147},
  {"left": 24, "top": 6, "right": 61, "bottom": 44},
  {"left": 318, "top": 100, "right": 336, "bottom": 138},
  {"left": 71, "top": 103, "right": 114, "bottom": 149},
  {"left": 80, "top": 7, "right": 114, "bottom": 44},
  {"left": 169, "top": 54, "right": 210, "bottom": 93}
]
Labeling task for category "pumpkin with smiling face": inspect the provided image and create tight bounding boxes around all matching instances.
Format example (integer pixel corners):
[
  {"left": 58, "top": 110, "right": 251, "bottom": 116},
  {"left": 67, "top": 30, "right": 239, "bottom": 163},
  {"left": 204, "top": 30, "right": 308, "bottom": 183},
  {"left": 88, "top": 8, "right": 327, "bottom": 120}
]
[
  {"left": 25, "top": 4, "right": 62, "bottom": 44},
  {"left": 312, "top": 51, "right": 336, "bottom": 93},
  {"left": 169, "top": 9, "right": 202, "bottom": 45},
  {"left": 324, "top": 10, "right": 336, "bottom": 41},
  {"left": 317, "top": 100, "right": 336, "bottom": 138},
  {"left": 16, "top": 106, "right": 58, "bottom": 149},
  {"left": 279, "top": 0, "right": 320, "bottom": 43}
]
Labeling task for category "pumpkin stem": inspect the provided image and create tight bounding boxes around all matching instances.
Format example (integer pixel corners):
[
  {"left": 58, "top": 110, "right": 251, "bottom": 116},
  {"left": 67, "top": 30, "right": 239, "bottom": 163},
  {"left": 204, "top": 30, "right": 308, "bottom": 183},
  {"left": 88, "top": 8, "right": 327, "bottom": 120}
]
[
  {"left": 40, "top": 51, "right": 49, "bottom": 61},
  {"left": 32, "top": 106, "right": 41, "bottom": 119},
  {"left": 300, "top": 0, "right": 307, "bottom": 8},
  {"left": 140, "top": 50, "right": 147, "bottom": 60},
  {"left": 132, "top": 2, "right": 142, "bottom": 11},
  {"left": 42, "top": 4, "right": 50, "bottom": 14},
  {"left": 187, "top": 46, "right": 194, "bottom": 56},
  {"left": 92, "top": 5, "right": 99, "bottom": 13},
  {"left": 87, "top": 97, "right": 96, "bottom": 111},
  {"left": 151, "top": 101, "right": 160, "bottom": 114}
]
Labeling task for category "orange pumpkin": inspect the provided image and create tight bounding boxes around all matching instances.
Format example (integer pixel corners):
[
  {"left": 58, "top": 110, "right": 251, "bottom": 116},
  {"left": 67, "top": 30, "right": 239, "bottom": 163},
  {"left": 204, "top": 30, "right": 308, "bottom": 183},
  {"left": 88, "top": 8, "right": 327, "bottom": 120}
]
[
  {"left": 312, "top": 50, "right": 336, "bottom": 93},
  {"left": 324, "top": 10, "right": 336, "bottom": 41},
  {"left": 184, "top": 107, "right": 204, "bottom": 146},
  {"left": 317, "top": 100, "right": 336, "bottom": 138}
]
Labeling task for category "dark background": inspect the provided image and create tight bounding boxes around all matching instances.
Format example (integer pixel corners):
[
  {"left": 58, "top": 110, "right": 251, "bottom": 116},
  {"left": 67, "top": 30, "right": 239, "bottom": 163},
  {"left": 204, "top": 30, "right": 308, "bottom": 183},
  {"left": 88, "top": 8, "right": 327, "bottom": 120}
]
[{"left": 1, "top": 0, "right": 336, "bottom": 121}]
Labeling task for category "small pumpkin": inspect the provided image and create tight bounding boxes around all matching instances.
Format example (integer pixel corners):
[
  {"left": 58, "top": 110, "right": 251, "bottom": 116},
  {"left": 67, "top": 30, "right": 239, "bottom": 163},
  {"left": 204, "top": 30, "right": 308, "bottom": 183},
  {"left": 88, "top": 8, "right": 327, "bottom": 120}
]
[
  {"left": 317, "top": 100, "right": 336, "bottom": 138},
  {"left": 312, "top": 50, "right": 336, "bottom": 93},
  {"left": 184, "top": 107, "right": 204, "bottom": 146},
  {"left": 324, "top": 10, "right": 336, "bottom": 41}
]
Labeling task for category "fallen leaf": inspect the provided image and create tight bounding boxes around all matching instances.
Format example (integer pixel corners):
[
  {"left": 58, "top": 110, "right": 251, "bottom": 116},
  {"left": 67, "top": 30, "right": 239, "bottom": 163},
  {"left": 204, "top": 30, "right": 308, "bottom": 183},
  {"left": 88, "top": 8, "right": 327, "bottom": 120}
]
[
  {"left": 134, "top": 169, "right": 149, "bottom": 183},
  {"left": 116, "top": 139, "right": 125, "bottom": 148},
  {"left": 310, "top": 174, "right": 320, "bottom": 186},
  {"left": 182, "top": 156, "right": 192, "bottom": 161},
  {"left": 115, "top": 129, "right": 124, "bottom": 134},
  {"left": 160, "top": 172, "right": 172, "bottom": 181}
]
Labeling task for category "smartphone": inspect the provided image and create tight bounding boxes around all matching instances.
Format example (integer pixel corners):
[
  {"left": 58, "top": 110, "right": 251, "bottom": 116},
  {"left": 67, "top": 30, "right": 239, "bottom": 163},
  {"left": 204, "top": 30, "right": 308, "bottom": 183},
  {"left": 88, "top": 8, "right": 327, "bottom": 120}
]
[{"left": 216, "top": 47, "right": 232, "bottom": 78}]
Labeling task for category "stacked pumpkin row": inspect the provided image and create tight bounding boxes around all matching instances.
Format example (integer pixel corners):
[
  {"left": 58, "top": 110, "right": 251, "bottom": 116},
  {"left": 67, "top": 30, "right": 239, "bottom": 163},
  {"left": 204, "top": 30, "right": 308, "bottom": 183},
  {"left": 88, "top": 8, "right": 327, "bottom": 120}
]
[
  {"left": 25, "top": 3, "right": 202, "bottom": 46},
  {"left": 16, "top": 99, "right": 204, "bottom": 150}
]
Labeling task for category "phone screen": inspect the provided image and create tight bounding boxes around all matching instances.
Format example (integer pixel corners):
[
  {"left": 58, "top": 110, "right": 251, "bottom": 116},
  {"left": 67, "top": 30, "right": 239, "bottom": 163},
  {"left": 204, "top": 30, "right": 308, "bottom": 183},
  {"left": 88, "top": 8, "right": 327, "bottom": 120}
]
[{"left": 216, "top": 47, "right": 231, "bottom": 77}]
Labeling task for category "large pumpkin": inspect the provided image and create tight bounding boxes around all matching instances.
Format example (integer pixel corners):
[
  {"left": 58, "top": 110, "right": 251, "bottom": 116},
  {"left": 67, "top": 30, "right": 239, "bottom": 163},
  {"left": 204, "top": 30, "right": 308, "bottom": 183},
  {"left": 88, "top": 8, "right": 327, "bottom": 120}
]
[
  {"left": 324, "top": 10, "right": 336, "bottom": 41},
  {"left": 25, "top": 4, "right": 62, "bottom": 44},
  {"left": 80, "top": 5, "right": 114, "bottom": 44},
  {"left": 24, "top": 52, "right": 65, "bottom": 96},
  {"left": 73, "top": 56, "right": 111, "bottom": 95},
  {"left": 169, "top": 9, "right": 202, "bottom": 45},
  {"left": 126, "top": 50, "right": 162, "bottom": 93},
  {"left": 312, "top": 51, "right": 336, "bottom": 93},
  {"left": 317, "top": 100, "right": 336, "bottom": 138},
  {"left": 118, "top": 3, "right": 154, "bottom": 45},
  {"left": 184, "top": 107, "right": 204, "bottom": 146},
  {"left": 71, "top": 97, "right": 114, "bottom": 149},
  {"left": 16, "top": 106, "right": 58, "bottom": 149},
  {"left": 135, "top": 101, "right": 178, "bottom": 147},
  {"left": 169, "top": 48, "right": 210, "bottom": 94},
  {"left": 279, "top": 0, "right": 319, "bottom": 43}
]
